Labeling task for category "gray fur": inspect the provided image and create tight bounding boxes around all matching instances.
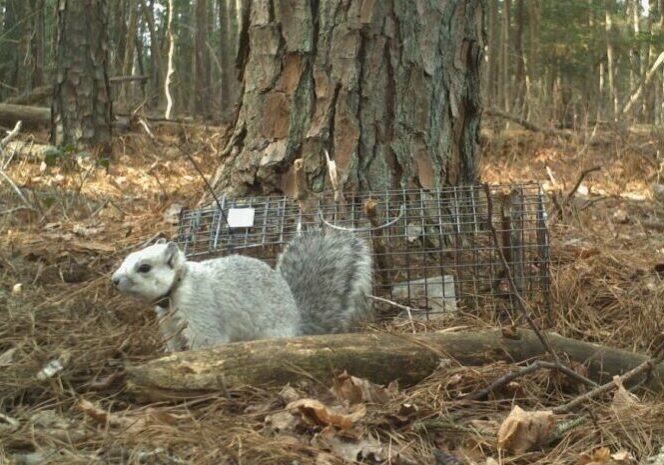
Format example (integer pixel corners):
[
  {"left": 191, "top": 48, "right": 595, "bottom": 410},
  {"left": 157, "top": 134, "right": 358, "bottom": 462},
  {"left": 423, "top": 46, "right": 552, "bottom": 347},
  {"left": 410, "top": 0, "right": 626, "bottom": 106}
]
[
  {"left": 112, "top": 230, "right": 373, "bottom": 351},
  {"left": 277, "top": 231, "right": 373, "bottom": 334}
]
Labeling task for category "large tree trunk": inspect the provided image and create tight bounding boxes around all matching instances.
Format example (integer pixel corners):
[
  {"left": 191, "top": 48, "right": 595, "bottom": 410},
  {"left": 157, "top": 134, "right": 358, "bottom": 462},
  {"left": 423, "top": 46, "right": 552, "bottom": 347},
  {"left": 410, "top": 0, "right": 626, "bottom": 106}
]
[
  {"left": 211, "top": 0, "right": 484, "bottom": 197},
  {"left": 125, "top": 329, "right": 664, "bottom": 402},
  {"left": 51, "top": 0, "right": 112, "bottom": 152}
]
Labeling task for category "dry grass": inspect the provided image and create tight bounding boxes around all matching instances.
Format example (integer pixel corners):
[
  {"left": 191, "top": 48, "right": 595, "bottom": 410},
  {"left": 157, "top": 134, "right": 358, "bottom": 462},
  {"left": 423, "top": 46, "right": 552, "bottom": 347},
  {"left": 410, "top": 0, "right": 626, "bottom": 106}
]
[{"left": 2, "top": 124, "right": 664, "bottom": 464}]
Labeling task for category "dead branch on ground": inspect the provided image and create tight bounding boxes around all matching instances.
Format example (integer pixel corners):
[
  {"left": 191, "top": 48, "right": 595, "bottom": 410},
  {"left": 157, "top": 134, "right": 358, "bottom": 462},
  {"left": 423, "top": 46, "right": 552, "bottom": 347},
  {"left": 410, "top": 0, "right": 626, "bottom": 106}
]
[
  {"left": 124, "top": 329, "right": 664, "bottom": 402},
  {"left": 485, "top": 108, "right": 571, "bottom": 138}
]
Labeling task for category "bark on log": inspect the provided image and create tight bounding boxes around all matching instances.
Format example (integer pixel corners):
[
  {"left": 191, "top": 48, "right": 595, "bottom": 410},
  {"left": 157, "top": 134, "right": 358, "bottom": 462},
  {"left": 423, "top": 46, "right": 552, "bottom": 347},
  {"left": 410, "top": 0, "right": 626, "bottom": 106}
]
[
  {"left": 2, "top": 141, "right": 53, "bottom": 158},
  {"left": 125, "top": 329, "right": 664, "bottom": 401},
  {"left": 0, "top": 103, "right": 50, "bottom": 128},
  {"left": 4, "top": 85, "right": 52, "bottom": 105},
  {"left": 0, "top": 104, "right": 224, "bottom": 135}
]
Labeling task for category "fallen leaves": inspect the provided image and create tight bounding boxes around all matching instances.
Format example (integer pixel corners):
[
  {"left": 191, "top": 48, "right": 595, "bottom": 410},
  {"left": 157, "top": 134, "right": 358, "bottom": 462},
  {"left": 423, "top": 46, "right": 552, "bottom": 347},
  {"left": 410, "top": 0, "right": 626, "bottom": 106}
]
[
  {"left": 330, "top": 371, "right": 396, "bottom": 405},
  {"left": 576, "top": 447, "right": 633, "bottom": 465},
  {"left": 610, "top": 376, "right": 644, "bottom": 419},
  {"left": 287, "top": 399, "right": 366, "bottom": 430},
  {"left": 76, "top": 400, "right": 181, "bottom": 434},
  {"left": 497, "top": 405, "right": 555, "bottom": 455}
]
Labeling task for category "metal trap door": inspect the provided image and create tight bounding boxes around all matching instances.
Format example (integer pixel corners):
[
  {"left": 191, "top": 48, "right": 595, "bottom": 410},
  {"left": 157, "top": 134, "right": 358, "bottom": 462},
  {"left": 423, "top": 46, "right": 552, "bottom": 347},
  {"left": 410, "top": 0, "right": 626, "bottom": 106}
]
[
  {"left": 176, "top": 195, "right": 302, "bottom": 264},
  {"left": 368, "top": 184, "right": 550, "bottom": 321}
]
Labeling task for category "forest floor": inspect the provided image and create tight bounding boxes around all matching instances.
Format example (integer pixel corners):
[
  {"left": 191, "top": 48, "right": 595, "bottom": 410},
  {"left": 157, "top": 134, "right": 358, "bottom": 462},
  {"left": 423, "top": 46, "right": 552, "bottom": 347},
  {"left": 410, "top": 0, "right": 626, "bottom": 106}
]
[{"left": 1, "top": 123, "right": 664, "bottom": 464}]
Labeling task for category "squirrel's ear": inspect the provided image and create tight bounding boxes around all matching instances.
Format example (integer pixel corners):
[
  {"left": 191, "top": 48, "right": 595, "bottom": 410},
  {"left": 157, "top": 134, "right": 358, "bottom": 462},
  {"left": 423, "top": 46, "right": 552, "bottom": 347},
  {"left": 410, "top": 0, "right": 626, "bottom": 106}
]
[
  {"left": 164, "top": 242, "right": 182, "bottom": 268},
  {"left": 155, "top": 238, "right": 167, "bottom": 245}
]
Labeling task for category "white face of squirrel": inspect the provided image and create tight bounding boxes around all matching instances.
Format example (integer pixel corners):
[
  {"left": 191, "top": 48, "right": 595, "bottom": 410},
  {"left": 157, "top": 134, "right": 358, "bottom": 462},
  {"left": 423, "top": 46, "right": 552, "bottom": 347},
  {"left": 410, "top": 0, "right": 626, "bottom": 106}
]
[{"left": 111, "top": 241, "right": 183, "bottom": 302}]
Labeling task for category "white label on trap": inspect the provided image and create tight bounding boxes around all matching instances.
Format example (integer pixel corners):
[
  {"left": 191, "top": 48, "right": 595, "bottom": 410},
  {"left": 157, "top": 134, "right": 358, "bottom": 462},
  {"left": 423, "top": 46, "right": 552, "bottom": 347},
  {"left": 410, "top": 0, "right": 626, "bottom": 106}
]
[{"left": 227, "top": 208, "right": 255, "bottom": 228}]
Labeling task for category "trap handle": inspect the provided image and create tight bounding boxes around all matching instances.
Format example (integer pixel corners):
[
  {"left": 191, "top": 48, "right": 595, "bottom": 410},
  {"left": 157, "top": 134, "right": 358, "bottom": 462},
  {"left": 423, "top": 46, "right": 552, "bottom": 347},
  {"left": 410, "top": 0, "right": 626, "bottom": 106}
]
[{"left": 317, "top": 204, "right": 405, "bottom": 233}]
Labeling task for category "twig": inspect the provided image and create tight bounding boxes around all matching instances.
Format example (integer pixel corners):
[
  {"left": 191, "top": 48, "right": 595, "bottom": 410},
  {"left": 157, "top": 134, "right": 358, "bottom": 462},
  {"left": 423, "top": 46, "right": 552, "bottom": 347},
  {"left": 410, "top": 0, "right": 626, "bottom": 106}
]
[
  {"left": 552, "top": 352, "right": 664, "bottom": 414},
  {"left": 138, "top": 118, "right": 156, "bottom": 141},
  {"left": 0, "top": 120, "right": 21, "bottom": 148},
  {"left": 483, "top": 184, "right": 560, "bottom": 365},
  {"left": 565, "top": 166, "right": 601, "bottom": 204},
  {"left": 367, "top": 294, "right": 419, "bottom": 333},
  {"left": 466, "top": 360, "right": 598, "bottom": 401},
  {"left": 485, "top": 107, "right": 571, "bottom": 137},
  {"left": 0, "top": 168, "right": 37, "bottom": 212},
  {"left": 0, "top": 206, "right": 32, "bottom": 215},
  {"left": 324, "top": 149, "right": 346, "bottom": 210}
]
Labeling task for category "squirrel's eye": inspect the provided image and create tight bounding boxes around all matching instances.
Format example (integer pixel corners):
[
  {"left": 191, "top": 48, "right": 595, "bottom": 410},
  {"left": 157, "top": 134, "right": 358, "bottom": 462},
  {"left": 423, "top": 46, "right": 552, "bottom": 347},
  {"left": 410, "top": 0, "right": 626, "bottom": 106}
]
[{"left": 138, "top": 264, "right": 152, "bottom": 273}]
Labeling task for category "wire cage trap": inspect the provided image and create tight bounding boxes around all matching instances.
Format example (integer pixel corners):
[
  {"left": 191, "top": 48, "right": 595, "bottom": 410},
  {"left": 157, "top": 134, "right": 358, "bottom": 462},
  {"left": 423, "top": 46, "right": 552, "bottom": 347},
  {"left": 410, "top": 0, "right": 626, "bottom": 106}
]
[{"left": 175, "top": 183, "right": 551, "bottom": 321}]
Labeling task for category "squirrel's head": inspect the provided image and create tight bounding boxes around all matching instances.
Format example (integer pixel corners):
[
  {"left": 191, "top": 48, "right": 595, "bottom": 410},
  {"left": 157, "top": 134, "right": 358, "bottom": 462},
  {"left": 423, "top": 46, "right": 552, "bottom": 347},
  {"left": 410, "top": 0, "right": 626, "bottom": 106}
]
[{"left": 111, "top": 239, "right": 185, "bottom": 302}]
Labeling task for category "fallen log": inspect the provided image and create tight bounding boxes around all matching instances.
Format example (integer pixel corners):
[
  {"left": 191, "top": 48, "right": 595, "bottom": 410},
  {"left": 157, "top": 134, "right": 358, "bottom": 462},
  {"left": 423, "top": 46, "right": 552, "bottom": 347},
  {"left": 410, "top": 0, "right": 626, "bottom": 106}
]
[
  {"left": 125, "top": 329, "right": 664, "bottom": 401},
  {"left": 485, "top": 108, "right": 572, "bottom": 138},
  {"left": 0, "top": 103, "right": 50, "bottom": 128},
  {"left": 4, "top": 85, "right": 52, "bottom": 106}
]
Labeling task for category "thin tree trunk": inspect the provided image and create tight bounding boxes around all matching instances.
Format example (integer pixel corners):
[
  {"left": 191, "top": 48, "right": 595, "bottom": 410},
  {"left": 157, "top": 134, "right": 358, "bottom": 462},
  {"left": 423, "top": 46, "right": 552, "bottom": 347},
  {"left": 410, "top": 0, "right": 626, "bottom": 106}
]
[
  {"left": 628, "top": 0, "right": 639, "bottom": 101},
  {"left": 29, "top": 0, "right": 45, "bottom": 89},
  {"left": 165, "top": 0, "right": 176, "bottom": 119},
  {"left": 0, "top": 0, "right": 23, "bottom": 99},
  {"left": 513, "top": 0, "right": 526, "bottom": 115},
  {"left": 500, "top": 0, "right": 511, "bottom": 112},
  {"left": 219, "top": 0, "right": 240, "bottom": 123},
  {"left": 486, "top": 0, "right": 499, "bottom": 110},
  {"left": 526, "top": 0, "right": 539, "bottom": 120},
  {"left": 605, "top": 2, "right": 619, "bottom": 120},
  {"left": 110, "top": 0, "right": 128, "bottom": 72},
  {"left": 118, "top": 2, "right": 139, "bottom": 108},
  {"left": 194, "top": 0, "right": 211, "bottom": 117},
  {"left": 141, "top": 0, "right": 165, "bottom": 108}
]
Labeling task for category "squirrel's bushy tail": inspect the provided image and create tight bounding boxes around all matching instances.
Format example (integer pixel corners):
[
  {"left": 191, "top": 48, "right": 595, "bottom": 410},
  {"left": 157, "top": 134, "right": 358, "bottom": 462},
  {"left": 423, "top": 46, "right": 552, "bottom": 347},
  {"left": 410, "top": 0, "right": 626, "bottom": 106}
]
[{"left": 276, "top": 230, "right": 373, "bottom": 335}]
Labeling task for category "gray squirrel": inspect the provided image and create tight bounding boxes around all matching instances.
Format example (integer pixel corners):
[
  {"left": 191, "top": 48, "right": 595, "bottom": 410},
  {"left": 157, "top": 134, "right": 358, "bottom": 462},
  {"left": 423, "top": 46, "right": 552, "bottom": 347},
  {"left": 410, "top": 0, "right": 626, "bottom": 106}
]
[{"left": 111, "top": 230, "right": 373, "bottom": 352}]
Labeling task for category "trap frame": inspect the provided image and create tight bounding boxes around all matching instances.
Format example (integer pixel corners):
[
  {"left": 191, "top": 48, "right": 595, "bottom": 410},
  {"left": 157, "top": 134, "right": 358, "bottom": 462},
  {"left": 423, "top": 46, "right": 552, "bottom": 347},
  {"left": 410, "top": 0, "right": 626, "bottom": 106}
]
[{"left": 176, "top": 183, "right": 551, "bottom": 320}]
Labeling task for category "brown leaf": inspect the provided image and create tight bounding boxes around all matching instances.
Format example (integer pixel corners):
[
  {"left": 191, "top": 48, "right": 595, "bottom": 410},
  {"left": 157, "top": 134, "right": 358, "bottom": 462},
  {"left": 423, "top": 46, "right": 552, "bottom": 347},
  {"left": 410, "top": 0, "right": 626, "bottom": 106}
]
[
  {"left": 330, "top": 371, "right": 393, "bottom": 405},
  {"left": 76, "top": 400, "right": 179, "bottom": 434},
  {"left": 312, "top": 427, "right": 385, "bottom": 463},
  {"left": 162, "top": 203, "right": 183, "bottom": 224},
  {"left": 497, "top": 405, "right": 555, "bottom": 455},
  {"left": 576, "top": 447, "right": 628, "bottom": 465},
  {"left": 287, "top": 399, "right": 366, "bottom": 430},
  {"left": 611, "top": 376, "right": 642, "bottom": 419}
]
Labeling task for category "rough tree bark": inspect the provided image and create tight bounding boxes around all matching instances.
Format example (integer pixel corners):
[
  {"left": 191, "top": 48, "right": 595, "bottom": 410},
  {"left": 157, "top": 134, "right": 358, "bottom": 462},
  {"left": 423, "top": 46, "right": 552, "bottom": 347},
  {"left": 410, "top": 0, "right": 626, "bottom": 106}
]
[
  {"left": 211, "top": 0, "right": 484, "bottom": 197},
  {"left": 51, "top": 0, "right": 112, "bottom": 152}
]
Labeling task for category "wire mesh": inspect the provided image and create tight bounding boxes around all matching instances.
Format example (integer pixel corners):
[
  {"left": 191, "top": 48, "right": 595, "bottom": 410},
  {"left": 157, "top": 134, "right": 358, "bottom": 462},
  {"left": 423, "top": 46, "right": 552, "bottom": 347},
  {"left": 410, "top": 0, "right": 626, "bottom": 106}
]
[{"left": 176, "top": 183, "right": 551, "bottom": 319}]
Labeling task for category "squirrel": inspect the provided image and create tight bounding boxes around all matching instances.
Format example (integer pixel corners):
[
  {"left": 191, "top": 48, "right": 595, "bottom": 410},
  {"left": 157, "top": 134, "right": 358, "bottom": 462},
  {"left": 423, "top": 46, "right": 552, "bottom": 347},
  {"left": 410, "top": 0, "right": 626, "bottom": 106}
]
[{"left": 111, "top": 230, "right": 373, "bottom": 352}]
